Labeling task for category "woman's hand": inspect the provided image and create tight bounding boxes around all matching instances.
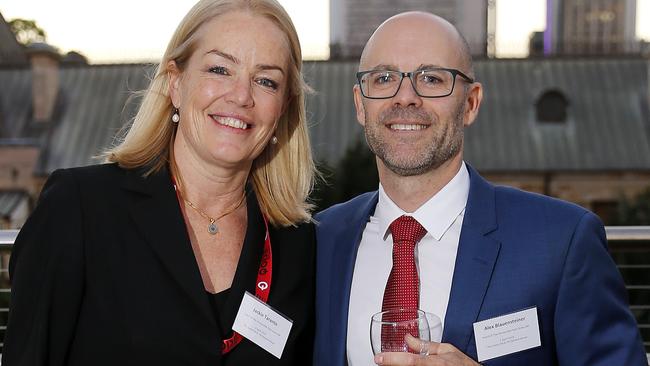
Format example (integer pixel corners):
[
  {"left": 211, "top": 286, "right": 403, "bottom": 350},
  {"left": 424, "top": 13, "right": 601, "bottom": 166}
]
[{"left": 374, "top": 334, "right": 481, "bottom": 366}]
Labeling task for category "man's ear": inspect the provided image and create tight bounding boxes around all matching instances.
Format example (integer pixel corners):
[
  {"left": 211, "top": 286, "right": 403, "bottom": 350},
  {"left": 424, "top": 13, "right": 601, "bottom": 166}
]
[
  {"left": 463, "top": 82, "right": 483, "bottom": 127},
  {"left": 167, "top": 60, "right": 181, "bottom": 108},
  {"left": 353, "top": 84, "right": 366, "bottom": 127}
]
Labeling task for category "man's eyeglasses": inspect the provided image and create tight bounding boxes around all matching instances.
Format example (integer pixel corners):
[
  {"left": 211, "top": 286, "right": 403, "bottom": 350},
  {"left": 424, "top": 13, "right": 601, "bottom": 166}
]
[{"left": 356, "top": 68, "right": 474, "bottom": 99}]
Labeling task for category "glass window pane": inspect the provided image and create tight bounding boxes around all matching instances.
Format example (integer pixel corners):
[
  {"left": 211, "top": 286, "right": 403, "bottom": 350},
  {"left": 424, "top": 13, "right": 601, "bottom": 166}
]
[
  {"left": 415, "top": 70, "right": 452, "bottom": 95},
  {"left": 363, "top": 71, "right": 401, "bottom": 97}
]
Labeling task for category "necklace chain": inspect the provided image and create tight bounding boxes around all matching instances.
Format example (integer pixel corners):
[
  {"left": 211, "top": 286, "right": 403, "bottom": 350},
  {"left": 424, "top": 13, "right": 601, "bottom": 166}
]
[{"left": 176, "top": 185, "right": 246, "bottom": 235}]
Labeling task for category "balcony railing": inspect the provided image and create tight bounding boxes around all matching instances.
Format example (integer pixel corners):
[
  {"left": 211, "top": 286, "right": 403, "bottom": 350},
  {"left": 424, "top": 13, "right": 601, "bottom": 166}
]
[
  {"left": 0, "top": 230, "right": 17, "bottom": 353},
  {"left": 606, "top": 226, "right": 650, "bottom": 360},
  {"left": 0, "top": 228, "right": 649, "bottom": 362}
]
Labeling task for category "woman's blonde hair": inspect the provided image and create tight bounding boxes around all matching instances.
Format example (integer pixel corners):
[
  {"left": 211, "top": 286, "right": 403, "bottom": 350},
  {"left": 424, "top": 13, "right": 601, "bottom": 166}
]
[{"left": 104, "top": 0, "right": 315, "bottom": 226}]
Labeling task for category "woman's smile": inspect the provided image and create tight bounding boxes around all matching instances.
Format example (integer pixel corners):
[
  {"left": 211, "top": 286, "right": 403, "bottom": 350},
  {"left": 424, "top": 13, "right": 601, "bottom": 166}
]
[{"left": 210, "top": 115, "right": 251, "bottom": 130}]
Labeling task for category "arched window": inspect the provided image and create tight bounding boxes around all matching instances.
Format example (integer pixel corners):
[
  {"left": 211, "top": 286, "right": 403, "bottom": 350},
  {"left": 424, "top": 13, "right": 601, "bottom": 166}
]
[{"left": 536, "top": 90, "right": 568, "bottom": 124}]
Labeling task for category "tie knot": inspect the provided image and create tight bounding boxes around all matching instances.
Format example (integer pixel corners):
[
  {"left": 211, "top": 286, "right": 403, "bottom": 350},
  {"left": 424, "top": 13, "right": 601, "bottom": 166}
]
[{"left": 389, "top": 215, "right": 427, "bottom": 244}]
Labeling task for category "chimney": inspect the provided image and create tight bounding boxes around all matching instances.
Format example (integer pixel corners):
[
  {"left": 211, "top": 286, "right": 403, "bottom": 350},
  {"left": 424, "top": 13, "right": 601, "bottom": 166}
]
[
  {"left": 26, "top": 43, "right": 60, "bottom": 122},
  {"left": 529, "top": 31, "right": 545, "bottom": 57}
]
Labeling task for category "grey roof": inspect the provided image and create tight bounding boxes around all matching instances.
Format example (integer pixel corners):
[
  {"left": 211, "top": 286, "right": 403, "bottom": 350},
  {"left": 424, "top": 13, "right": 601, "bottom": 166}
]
[
  {"left": 304, "top": 61, "right": 362, "bottom": 165},
  {"left": 0, "top": 64, "right": 153, "bottom": 174},
  {"left": 1, "top": 58, "right": 649, "bottom": 175},
  {"left": 0, "top": 13, "right": 27, "bottom": 66},
  {"left": 0, "top": 191, "right": 27, "bottom": 217},
  {"left": 465, "top": 58, "right": 650, "bottom": 171},
  {"left": 306, "top": 58, "right": 650, "bottom": 171},
  {"left": 25, "top": 42, "right": 60, "bottom": 57},
  {"left": 39, "top": 64, "right": 152, "bottom": 173},
  {"left": 0, "top": 68, "right": 39, "bottom": 139}
]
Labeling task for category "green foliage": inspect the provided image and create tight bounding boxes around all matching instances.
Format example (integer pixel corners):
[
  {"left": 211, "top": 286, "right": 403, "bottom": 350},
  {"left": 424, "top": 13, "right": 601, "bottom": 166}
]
[
  {"left": 9, "top": 18, "right": 46, "bottom": 45},
  {"left": 311, "top": 139, "right": 379, "bottom": 212},
  {"left": 613, "top": 187, "right": 650, "bottom": 225}
]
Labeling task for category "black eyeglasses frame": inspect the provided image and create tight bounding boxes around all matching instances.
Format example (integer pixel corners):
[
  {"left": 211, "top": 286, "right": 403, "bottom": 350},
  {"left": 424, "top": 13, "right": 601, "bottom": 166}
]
[{"left": 355, "top": 67, "right": 474, "bottom": 99}]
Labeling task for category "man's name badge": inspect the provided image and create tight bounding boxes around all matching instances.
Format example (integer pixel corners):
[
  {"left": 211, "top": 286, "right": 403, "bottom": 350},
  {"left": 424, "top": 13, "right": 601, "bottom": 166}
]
[
  {"left": 232, "top": 291, "right": 293, "bottom": 359},
  {"left": 472, "top": 307, "right": 541, "bottom": 362}
]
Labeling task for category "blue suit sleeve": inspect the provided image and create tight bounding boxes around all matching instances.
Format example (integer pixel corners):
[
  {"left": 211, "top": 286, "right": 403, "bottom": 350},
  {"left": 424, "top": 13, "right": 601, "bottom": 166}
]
[{"left": 554, "top": 212, "right": 646, "bottom": 365}]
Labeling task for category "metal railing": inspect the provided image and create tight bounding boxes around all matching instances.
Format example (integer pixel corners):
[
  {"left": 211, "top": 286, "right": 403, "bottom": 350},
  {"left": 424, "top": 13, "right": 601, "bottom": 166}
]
[
  {"left": 606, "top": 226, "right": 650, "bottom": 361},
  {"left": 0, "top": 230, "right": 17, "bottom": 353},
  {"left": 0, "top": 228, "right": 649, "bottom": 360}
]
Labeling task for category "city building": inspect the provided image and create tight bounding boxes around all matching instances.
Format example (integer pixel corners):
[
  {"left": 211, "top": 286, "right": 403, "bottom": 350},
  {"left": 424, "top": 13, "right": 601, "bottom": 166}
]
[
  {"left": 0, "top": 12, "right": 27, "bottom": 66},
  {"left": 329, "top": 0, "right": 489, "bottom": 58},
  {"left": 546, "top": 0, "right": 638, "bottom": 55},
  {"left": 1, "top": 13, "right": 650, "bottom": 227}
]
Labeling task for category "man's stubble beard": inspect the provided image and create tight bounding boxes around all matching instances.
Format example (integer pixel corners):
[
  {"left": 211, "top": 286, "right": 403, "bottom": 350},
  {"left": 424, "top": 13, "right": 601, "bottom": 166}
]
[{"left": 363, "top": 100, "right": 466, "bottom": 177}]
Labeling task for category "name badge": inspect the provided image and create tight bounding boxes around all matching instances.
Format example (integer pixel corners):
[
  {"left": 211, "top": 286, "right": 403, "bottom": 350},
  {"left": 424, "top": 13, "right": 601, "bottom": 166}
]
[
  {"left": 232, "top": 291, "right": 293, "bottom": 359},
  {"left": 472, "top": 307, "right": 541, "bottom": 362}
]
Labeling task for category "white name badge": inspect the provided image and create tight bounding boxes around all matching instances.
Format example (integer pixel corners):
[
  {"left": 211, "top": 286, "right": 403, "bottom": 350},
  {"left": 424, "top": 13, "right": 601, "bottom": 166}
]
[
  {"left": 472, "top": 307, "right": 541, "bottom": 362},
  {"left": 232, "top": 291, "right": 293, "bottom": 359}
]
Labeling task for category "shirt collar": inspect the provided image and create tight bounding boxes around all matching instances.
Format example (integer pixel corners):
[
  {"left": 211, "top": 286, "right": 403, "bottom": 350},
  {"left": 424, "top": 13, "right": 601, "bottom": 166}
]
[{"left": 375, "top": 162, "right": 470, "bottom": 241}]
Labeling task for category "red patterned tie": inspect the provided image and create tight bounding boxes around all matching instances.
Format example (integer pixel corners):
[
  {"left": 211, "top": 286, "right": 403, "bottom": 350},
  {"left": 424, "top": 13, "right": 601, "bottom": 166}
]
[{"left": 381, "top": 215, "right": 427, "bottom": 351}]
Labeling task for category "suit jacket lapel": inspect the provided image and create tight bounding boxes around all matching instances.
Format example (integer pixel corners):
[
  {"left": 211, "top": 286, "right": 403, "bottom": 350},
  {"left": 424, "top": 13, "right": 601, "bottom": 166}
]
[
  {"left": 122, "top": 166, "right": 215, "bottom": 326},
  {"left": 442, "top": 165, "right": 500, "bottom": 352},
  {"left": 330, "top": 192, "right": 379, "bottom": 365}
]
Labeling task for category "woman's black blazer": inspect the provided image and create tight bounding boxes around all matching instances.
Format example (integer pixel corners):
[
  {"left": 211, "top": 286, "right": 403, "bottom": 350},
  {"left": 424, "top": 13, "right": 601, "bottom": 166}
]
[{"left": 2, "top": 163, "right": 315, "bottom": 365}]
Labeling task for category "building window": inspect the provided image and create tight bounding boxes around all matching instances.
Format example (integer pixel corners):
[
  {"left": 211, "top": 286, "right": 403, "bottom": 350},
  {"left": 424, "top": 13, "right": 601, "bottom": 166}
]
[{"left": 536, "top": 90, "right": 569, "bottom": 124}]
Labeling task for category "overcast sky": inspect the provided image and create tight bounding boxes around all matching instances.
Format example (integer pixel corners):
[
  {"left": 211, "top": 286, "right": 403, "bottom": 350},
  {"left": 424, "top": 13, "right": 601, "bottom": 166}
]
[{"left": 1, "top": 0, "right": 649, "bottom": 62}]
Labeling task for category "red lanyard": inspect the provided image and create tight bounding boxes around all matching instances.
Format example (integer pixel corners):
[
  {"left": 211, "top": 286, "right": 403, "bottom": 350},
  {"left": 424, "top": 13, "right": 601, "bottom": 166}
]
[
  {"left": 221, "top": 215, "right": 272, "bottom": 354},
  {"left": 171, "top": 178, "right": 273, "bottom": 355}
]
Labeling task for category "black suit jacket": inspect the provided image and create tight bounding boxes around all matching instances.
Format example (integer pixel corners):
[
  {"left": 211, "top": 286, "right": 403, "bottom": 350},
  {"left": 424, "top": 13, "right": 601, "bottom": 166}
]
[{"left": 3, "top": 163, "right": 315, "bottom": 366}]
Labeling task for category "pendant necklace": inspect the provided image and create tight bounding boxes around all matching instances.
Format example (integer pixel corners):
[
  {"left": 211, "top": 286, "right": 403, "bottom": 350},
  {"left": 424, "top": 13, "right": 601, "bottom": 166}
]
[{"left": 176, "top": 187, "right": 246, "bottom": 235}]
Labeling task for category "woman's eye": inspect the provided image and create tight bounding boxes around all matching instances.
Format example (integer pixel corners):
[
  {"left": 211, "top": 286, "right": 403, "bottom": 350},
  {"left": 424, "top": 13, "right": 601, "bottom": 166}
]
[
  {"left": 208, "top": 66, "right": 229, "bottom": 75},
  {"left": 257, "top": 78, "right": 279, "bottom": 90}
]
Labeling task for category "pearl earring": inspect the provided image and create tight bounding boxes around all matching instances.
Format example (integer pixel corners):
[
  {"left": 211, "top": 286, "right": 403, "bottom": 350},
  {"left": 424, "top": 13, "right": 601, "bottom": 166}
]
[
  {"left": 171, "top": 108, "right": 180, "bottom": 123},
  {"left": 271, "top": 136, "right": 278, "bottom": 145}
]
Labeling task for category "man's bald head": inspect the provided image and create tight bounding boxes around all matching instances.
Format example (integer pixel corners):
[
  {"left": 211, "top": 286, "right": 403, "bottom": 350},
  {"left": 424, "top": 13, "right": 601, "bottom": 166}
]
[
  {"left": 351, "top": 11, "right": 484, "bottom": 181},
  {"left": 359, "top": 11, "right": 473, "bottom": 78}
]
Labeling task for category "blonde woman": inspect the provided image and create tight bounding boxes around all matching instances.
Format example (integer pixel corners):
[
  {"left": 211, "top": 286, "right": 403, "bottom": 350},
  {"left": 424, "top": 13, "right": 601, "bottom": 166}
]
[{"left": 3, "top": 0, "right": 316, "bottom": 364}]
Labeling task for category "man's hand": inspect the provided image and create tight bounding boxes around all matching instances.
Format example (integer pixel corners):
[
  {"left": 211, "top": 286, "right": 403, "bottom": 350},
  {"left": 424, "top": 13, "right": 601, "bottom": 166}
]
[{"left": 374, "top": 334, "right": 481, "bottom": 366}]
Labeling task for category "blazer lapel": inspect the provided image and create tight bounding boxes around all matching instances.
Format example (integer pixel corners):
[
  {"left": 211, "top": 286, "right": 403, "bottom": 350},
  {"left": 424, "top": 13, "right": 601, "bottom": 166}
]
[
  {"left": 122, "top": 166, "right": 215, "bottom": 325},
  {"left": 330, "top": 192, "right": 379, "bottom": 364},
  {"left": 442, "top": 165, "right": 500, "bottom": 352}
]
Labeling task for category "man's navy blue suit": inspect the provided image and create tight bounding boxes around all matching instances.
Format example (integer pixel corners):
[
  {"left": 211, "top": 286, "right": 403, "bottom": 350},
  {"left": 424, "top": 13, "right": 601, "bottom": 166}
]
[{"left": 314, "top": 165, "right": 646, "bottom": 365}]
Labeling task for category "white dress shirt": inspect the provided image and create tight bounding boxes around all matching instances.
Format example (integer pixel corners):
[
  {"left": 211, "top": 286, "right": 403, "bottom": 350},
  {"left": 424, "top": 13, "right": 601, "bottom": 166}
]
[{"left": 346, "top": 162, "right": 470, "bottom": 366}]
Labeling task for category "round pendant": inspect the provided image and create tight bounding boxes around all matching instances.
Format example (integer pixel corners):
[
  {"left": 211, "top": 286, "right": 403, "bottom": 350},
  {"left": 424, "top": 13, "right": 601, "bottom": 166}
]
[{"left": 208, "top": 222, "right": 218, "bottom": 235}]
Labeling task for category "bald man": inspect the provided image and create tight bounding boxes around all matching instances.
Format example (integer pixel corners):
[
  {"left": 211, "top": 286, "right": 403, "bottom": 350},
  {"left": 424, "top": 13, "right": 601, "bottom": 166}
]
[{"left": 314, "top": 11, "right": 646, "bottom": 366}]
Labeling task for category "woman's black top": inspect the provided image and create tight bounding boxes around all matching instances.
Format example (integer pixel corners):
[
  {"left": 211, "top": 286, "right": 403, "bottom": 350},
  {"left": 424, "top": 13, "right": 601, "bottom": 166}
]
[{"left": 2, "top": 164, "right": 316, "bottom": 366}]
